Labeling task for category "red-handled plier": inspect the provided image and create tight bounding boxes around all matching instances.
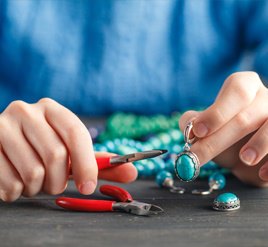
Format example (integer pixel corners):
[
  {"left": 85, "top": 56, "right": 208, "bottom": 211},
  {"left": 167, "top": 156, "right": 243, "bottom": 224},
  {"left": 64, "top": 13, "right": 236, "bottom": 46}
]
[
  {"left": 96, "top": 149, "right": 167, "bottom": 170},
  {"left": 56, "top": 184, "right": 164, "bottom": 216}
]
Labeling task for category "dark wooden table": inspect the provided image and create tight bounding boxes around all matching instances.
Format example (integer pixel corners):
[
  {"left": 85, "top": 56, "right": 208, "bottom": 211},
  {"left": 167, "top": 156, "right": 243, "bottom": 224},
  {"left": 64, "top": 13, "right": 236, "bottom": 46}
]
[
  {"left": 1, "top": 177, "right": 268, "bottom": 247},
  {"left": 1, "top": 118, "right": 268, "bottom": 247}
]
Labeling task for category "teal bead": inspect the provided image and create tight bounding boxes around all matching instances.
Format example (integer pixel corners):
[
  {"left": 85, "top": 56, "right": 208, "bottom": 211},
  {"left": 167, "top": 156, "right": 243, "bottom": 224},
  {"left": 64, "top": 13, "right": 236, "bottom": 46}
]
[
  {"left": 93, "top": 144, "right": 108, "bottom": 152},
  {"left": 121, "top": 138, "right": 131, "bottom": 145},
  {"left": 134, "top": 142, "right": 144, "bottom": 151},
  {"left": 170, "top": 144, "right": 183, "bottom": 154},
  {"left": 209, "top": 172, "right": 226, "bottom": 190},
  {"left": 152, "top": 158, "right": 166, "bottom": 173},
  {"left": 142, "top": 143, "right": 154, "bottom": 151},
  {"left": 104, "top": 140, "right": 117, "bottom": 152},
  {"left": 134, "top": 163, "right": 145, "bottom": 178},
  {"left": 112, "top": 138, "right": 122, "bottom": 146},
  {"left": 158, "top": 133, "right": 172, "bottom": 146},
  {"left": 156, "top": 171, "right": 173, "bottom": 187},
  {"left": 168, "top": 129, "right": 184, "bottom": 143},
  {"left": 136, "top": 160, "right": 156, "bottom": 178},
  {"left": 165, "top": 158, "right": 176, "bottom": 173},
  {"left": 213, "top": 192, "right": 240, "bottom": 211},
  {"left": 175, "top": 154, "right": 198, "bottom": 181},
  {"left": 127, "top": 139, "right": 137, "bottom": 147},
  {"left": 148, "top": 137, "right": 162, "bottom": 149},
  {"left": 116, "top": 145, "right": 137, "bottom": 155}
]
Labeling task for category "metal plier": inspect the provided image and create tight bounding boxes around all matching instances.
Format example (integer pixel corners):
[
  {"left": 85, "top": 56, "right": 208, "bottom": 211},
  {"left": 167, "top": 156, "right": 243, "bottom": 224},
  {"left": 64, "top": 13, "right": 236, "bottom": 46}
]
[
  {"left": 95, "top": 149, "right": 167, "bottom": 170},
  {"left": 56, "top": 184, "right": 163, "bottom": 216}
]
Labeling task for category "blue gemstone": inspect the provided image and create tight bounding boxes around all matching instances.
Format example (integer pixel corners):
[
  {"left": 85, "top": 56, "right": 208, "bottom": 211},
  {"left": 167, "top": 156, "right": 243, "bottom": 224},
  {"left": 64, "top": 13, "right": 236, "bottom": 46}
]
[
  {"left": 175, "top": 154, "right": 196, "bottom": 181},
  {"left": 209, "top": 172, "right": 226, "bottom": 190},
  {"left": 215, "top": 193, "right": 238, "bottom": 204},
  {"left": 156, "top": 171, "right": 173, "bottom": 187}
]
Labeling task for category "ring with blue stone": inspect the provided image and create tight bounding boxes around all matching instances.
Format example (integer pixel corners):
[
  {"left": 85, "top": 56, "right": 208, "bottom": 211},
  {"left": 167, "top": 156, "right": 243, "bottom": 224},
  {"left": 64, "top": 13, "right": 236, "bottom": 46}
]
[
  {"left": 213, "top": 192, "right": 240, "bottom": 211},
  {"left": 174, "top": 151, "right": 200, "bottom": 182}
]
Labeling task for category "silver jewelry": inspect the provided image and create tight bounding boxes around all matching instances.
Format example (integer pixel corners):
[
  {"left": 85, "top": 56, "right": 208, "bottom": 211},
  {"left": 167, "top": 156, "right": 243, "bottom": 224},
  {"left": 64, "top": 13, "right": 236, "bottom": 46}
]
[{"left": 174, "top": 121, "right": 200, "bottom": 182}]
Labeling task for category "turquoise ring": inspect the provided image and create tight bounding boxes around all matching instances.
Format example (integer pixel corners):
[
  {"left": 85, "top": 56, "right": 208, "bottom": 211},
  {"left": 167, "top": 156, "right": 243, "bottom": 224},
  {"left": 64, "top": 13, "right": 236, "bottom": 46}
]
[
  {"left": 213, "top": 192, "right": 240, "bottom": 211},
  {"left": 174, "top": 151, "right": 200, "bottom": 182}
]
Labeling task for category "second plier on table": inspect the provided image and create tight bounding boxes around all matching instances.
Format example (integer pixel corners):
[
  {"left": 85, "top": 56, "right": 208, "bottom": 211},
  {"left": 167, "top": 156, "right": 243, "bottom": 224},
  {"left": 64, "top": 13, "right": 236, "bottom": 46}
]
[{"left": 56, "top": 184, "right": 164, "bottom": 216}]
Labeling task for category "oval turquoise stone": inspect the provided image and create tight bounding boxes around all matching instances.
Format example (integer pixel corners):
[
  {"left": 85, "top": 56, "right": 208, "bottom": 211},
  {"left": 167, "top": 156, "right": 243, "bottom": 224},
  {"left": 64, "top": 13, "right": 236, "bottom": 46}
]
[
  {"left": 216, "top": 193, "right": 238, "bottom": 203},
  {"left": 175, "top": 154, "right": 195, "bottom": 181}
]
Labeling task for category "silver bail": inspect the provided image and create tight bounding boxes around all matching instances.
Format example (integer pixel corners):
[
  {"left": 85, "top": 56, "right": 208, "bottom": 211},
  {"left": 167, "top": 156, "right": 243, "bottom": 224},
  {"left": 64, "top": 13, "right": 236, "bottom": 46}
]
[{"left": 183, "top": 121, "right": 196, "bottom": 151}]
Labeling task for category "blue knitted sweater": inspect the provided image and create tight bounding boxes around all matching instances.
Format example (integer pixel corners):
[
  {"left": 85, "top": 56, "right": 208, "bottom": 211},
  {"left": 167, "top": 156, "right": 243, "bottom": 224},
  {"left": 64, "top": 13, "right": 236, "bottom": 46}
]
[{"left": 0, "top": 0, "right": 267, "bottom": 115}]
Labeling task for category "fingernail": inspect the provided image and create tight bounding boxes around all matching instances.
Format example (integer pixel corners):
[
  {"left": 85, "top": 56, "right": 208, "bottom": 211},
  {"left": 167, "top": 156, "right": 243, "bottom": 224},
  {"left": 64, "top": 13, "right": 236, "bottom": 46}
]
[
  {"left": 79, "top": 181, "right": 96, "bottom": 195},
  {"left": 259, "top": 165, "right": 268, "bottom": 181},
  {"left": 240, "top": 148, "right": 257, "bottom": 165},
  {"left": 0, "top": 190, "right": 7, "bottom": 201},
  {"left": 194, "top": 122, "right": 208, "bottom": 137}
]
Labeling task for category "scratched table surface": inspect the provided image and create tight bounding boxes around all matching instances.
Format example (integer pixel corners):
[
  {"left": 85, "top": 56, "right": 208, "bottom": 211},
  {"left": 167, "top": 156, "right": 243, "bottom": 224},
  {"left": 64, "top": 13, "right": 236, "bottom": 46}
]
[{"left": 1, "top": 118, "right": 268, "bottom": 247}]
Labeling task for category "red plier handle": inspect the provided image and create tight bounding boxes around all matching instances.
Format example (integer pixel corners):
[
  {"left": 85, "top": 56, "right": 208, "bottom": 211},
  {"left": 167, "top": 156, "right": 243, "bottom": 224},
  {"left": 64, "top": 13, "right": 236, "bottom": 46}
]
[
  {"left": 68, "top": 156, "right": 119, "bottom": 175},
  {"left": 56, "top": 185, "right": 132, "bottom": 212},
  {"left": 95, "top": 156, "right": 114, "bottom": 170}
]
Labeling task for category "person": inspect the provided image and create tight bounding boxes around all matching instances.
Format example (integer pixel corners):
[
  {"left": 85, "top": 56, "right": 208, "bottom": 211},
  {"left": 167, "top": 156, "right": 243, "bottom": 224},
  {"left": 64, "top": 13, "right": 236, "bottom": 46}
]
[{"left": 0, "top": 0, "right": 267, "bottom": 202}]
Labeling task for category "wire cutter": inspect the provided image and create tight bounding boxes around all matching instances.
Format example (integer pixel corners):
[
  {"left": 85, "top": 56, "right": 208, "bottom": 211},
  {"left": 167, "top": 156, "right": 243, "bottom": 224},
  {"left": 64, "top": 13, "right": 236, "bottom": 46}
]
[
  {"left": 95, "top": 149, "right": 167, "bottom": 170},
  {"left": 56, "top": 184, "right": 164, "bottom": 216}
]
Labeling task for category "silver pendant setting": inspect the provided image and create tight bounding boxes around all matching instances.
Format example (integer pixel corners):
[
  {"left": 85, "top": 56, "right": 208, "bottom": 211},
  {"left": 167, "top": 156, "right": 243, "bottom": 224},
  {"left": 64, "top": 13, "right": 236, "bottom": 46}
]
[{"left": 174, "top": 122, "right": 200, "bottom": 182}]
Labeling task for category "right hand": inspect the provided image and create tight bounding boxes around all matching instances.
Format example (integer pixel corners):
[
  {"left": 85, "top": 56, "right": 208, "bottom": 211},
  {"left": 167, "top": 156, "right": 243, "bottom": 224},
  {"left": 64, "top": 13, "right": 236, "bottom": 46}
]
[{"left": 0, "top": 98, "right": 137, "bottom": 202}]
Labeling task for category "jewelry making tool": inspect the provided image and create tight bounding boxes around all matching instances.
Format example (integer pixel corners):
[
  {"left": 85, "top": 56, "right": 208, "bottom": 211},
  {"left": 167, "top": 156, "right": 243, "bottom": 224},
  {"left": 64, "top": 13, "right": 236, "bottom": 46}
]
[
  {"left": 174, "top": 121, "right": 200, "bottom": 182},
  {"left": 56, "top": 184, "right": 164, "bottom": 216},
  {"left": 213, "top": 192, "right": 240, "bottom": 211},
  {"left": 156, "top": 170, "right": 185, "bottom": 194},
  {"left": 94, "top": 149, "right": 167, "bottom": 170},
  {"left": 192, "top": 172, "right": 226, "bottom": 195}
]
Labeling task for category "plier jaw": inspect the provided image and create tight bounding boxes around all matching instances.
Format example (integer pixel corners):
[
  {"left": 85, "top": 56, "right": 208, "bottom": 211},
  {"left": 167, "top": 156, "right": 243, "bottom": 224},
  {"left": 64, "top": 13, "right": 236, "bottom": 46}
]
[
  {"left": 109, "top": 149, "right": 167, "bottom": 164},
  {"left": 113, "top": 201, "right": 163, "bottom": 216}
]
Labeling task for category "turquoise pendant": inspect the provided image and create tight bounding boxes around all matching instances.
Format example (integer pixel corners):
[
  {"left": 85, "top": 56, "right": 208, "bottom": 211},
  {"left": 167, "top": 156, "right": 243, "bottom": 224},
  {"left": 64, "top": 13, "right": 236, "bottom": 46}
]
[
  {"left": 213, "top": 192, "right": 240, "bottom": 211},
  {"left": 174, "top": 122, "right": 200, "bottom": 182},
  {"left": 175, "top": 151, "right": 200, "bottom": 182}
]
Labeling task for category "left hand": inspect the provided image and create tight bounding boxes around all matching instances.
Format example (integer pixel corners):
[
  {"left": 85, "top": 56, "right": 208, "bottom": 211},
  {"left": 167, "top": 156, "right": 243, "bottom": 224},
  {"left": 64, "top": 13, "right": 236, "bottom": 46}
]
[{"left": 179, "top": 71, "right": 268, "bottom": 187}]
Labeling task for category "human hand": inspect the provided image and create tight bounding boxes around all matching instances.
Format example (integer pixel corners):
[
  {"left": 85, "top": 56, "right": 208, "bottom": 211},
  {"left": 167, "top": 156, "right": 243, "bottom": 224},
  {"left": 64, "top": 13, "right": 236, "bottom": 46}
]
[
  {"left": 0, "top": 98, "right": 137, "bottom": 202},
  {"left": 179, "top": 72, "right": 268, "bottom": 187}
]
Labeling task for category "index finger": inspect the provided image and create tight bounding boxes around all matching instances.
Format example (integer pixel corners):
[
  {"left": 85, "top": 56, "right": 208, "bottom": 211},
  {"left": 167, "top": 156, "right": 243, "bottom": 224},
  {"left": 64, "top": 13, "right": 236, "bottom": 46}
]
[
  {"left": 38, "top": 98, "right": 98, "bottom": 195},
  {"left": 193, "top": 72, "right": 262, "bottom": 138}
]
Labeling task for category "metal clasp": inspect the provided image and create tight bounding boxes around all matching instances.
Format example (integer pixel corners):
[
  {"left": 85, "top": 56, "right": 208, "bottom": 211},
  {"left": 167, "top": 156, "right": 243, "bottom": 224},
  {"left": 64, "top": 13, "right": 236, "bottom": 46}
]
[{"left": 183, "top": 122, "right": 196, "bottom": 151}]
